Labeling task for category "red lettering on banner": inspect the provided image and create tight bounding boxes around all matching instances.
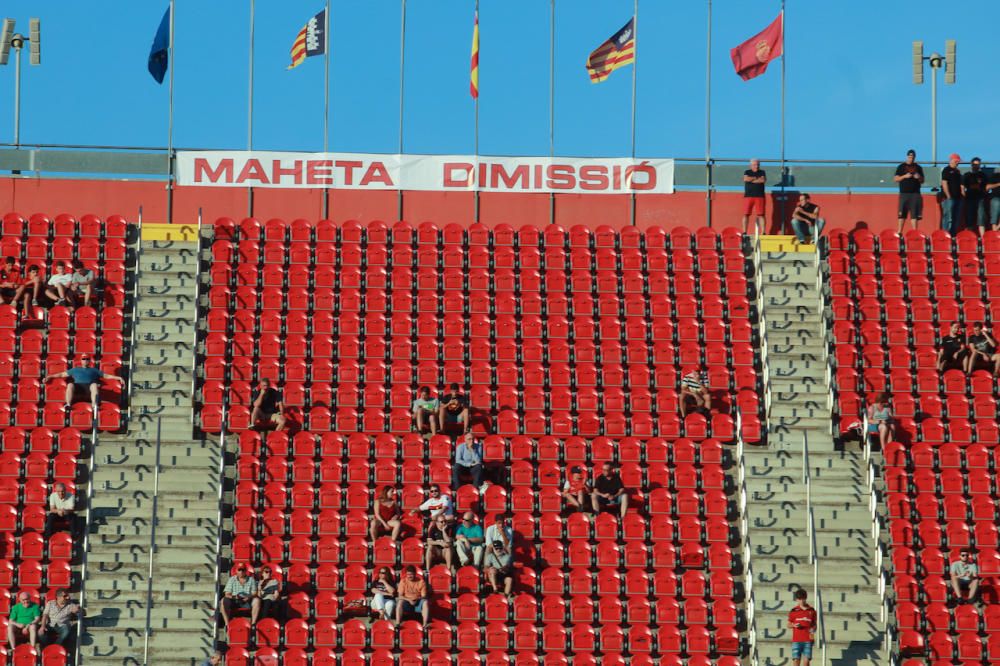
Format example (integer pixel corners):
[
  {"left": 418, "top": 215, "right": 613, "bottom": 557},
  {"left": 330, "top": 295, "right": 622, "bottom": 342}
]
[
  {"left": 272, "top": 160, "right": 303, "bottom": 185},
  {"left": 236, "top": 159, "right": 270, "bottom": 185},
  {"left": 443, "top": 163, "right": 473, "bottom": 187},
  {"left": 306, "top": 160, "right": 334, "bottom": 185},
  {"left": 626, "top": 161, "right": 657, "bottom": 191},
  {"left": 360, "top": 162, "right": 393, "bottom": 187},
  {"left": 579, "top": 165, "right": 609, "bottom": 191},
  {"left": 335, "top": 160, "right": 362, "bottom": 185},
  {"left": 194, "top": 158, "right": 234, "bottom": 184},
  {"left": 490, "top": 164, "right": 529, "bottom": 190},
  {"left": 547, "top": 165, "right": 575, "bottom": 190},
  {"left": 534, "top": 165, "right": 543, "bottom": 189},
  {"left": 613, "top": 166, "right": 622, "bottom": 190}
]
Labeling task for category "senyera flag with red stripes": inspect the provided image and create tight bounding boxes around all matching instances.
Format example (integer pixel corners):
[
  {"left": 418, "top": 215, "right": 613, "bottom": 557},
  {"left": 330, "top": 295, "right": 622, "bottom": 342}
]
[
  {"left": 586, "top": 17, "right": 635, "bottom": 84},
  {"left": 288, "top": 8, "right": 326, "bottom": 70}
]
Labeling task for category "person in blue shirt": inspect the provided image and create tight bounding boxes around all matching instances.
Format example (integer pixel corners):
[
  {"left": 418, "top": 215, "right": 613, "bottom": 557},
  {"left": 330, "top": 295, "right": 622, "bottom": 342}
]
[
  {"left": 452, "top": 432, "right": 483, "bottom": 490},
  {"left": 43, "top": 355, "right": 123, "bottom": 411}
]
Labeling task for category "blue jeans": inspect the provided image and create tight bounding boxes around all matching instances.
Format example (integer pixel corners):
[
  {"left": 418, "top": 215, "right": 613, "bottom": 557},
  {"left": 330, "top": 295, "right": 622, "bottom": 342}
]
[
  {"left": 965, "top": 197, "right": 986, "bottom": 229},
  {"left": 791, "top": 642, "right": 814, "bottom": 660},
  {"left": 791, "top": 217, "right": 825, "bottom": 244},
  {"left": 991, "top": 198, "right": 1000, "bottom": 229},
  {"left": 942, "top": 197, "right": 961, "bottom": 235}
]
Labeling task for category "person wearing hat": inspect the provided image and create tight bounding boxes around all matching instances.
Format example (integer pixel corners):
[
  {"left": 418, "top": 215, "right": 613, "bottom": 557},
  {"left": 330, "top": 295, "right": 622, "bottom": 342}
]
[
  {"left": 940, "top": 153, "right": 963, "bottom": 235},
  {"left": 962, "top": 157, "right": 988, "bottom": 235},
  {"left": 43, "top": 355, "right": 124, "bottom": 411},
  {"left": 894, "top": 149, "right": 925, "bottom": 234}
]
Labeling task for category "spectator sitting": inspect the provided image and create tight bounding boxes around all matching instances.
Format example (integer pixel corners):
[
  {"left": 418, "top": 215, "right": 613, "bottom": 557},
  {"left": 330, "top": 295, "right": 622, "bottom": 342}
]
[
  {"left": 742, "top": 158, "right": 767, "bottom": 235},
  {"left": 452, "top": 432, "right": 483, "bottom": 490},
  {"left": 255, "top": 565, "right": 284, "bottom": 622},
  {"left": 424, "top": 514, "right": 456, "bottom": 573},
  {"left": 437, "top": 383, "right": 470, "bottom": 434},
  {"left": 965, "top": 322, "right": 1000, "bottom": 374},
  {"left": 200, "top": 652, "right": 223, "bottom": 666},
  {"left": 950, "top": 549, "right": 979, "bottom": 603},
  {"left": 938, "top": 322, "right": 968, "bottom": 372},
  {"left": 591, "top": 462, "right": 629, "bottom": 519},
  {"left": 12, "top": 264, "right": 42, "bottom": 311},
  {"left": 68, "top": 260, "right": 96, "bottom": 307},
  {"left": 790, "top": 193, "right": 824, "bottom": 245},
  {"left": 370, "top": 486, "right": 403, "bottom": 542},
  {"left": 679, "top": 367, "right": 710, "bottom": 417},
  {"left": 0, "top": 257, "right": 20, "bottom": 304},
  {"left": 251, "top": 378, "right": 287, "bottom": 431},
  {"left": 370, "top": 567, "right": 397, "bottom": 621},
  {"left": 7, "top": 592, "right": 41, "bottom": 650},
  {"left": 43, "top": 355, "right": 124, "bottom": 411},
  {"left": 39, "top": 589, "right": 79, "bottom": 648},
  {"left": 45, "top": 482, "right": 75, "bottom": 537},
  {"left": 409, "top": 484, "right": 454, "bottom": 522},
  {"left": 394, "top": 565, "right": 430, "bottom": 628},
  {"left": 866, "top": 392, "right": 895, "bottom": 449},
  {"left": 484, "top": 514, "right": 515, "bottom": 598},
  {"left": 411, "top": 386, "right": 439, "bottom": 436},
  {"left": 455, "top": 512, "right": 485, "bottom": 568},
  {"left": 44, "top": 261, "right": 75, "bottom": 307},
  {"left": 561, "top": 466, "right": 591, "bottom": 513},
  {"left": 220, "top": 564, "right": 260, "bottom": 628}
]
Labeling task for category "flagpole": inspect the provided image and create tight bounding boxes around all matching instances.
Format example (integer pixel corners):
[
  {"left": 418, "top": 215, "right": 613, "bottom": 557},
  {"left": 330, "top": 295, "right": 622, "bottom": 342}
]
[
  {"left": 780, "top": 0, "right": 786, "bottom": 233},
  {"left": 549, "top": 0, "right": 555, "bottom": 226},
  {"left": 247, "top": 0, "right": 255, "bottom": 217},
  {"left": 166, "top": 0, "right": 175, "bottom": 224},
  {"left": 474, "top": 0, "right": 480, "bottom": 224},
  {"left": 397, "top": 0, "right": 406, "bottom": 221},
  {"left": 705, "top": 0, "right": 712, "bottom": 227},
  {"left": 629, "top": 0, "right": 638, "bottom": 227},
  {"left": 323, "top": 0, "right": 331, "bottom": 219}
]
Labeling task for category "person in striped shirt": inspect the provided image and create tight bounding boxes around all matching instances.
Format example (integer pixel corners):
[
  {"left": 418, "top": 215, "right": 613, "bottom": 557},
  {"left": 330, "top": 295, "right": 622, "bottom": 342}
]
[{"left": 680, "top": 367, "right": 710, "bottom": 417}]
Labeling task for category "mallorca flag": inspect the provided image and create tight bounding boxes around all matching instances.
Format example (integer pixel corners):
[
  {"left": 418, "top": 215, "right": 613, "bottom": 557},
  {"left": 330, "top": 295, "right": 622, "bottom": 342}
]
[
  {"left": 730, "top": 13, "right": 783, "bottom": 81},
  {"left": 288, "top": 9, "right": 326, "bottom": 70},
  {"left": 470, "top": 10, "right": 480, "bottom": 98},
  {"left": 586, "top": 18, "right": 635, "bottom": 83}
]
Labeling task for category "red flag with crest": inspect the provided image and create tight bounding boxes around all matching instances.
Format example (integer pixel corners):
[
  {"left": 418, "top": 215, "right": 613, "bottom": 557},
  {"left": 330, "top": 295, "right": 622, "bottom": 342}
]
[{"left": 730, "top": 13, "right": 783, "bottom": 81}]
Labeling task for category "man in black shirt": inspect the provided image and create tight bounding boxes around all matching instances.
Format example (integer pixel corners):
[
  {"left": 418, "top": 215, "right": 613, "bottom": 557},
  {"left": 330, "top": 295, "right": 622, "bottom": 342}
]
[
  {"left": 251, "top": 378, "right": 287, "bottom": 430},
  {"left": 437, "top": 383, "right": 470, "bottom": 434},
  {"left": 590, "top": 462, "right": 629, "bottom": 519},
  {"left": 790, "top": 193, "right": 824, "bottom": 245},
  {"left": 987, "top": 165, "right": 1000, "bottom": 231},
  {"left": 963, "top": 157, "right": 988, "bottom": 235},
  {"left": 940, "top": 153, "right": 963, "bottom": 235},
  {"left": 965, "top": 322, "right": 1000, "bottom": 375},
  {"left": 937, "top": 322, "right": 967, "bottom": 372},
  {"left": 894, "top": 149, "right": 924, "bottom": 233},
  {"left": 742, "top": 158, "right": 767, "bottom": 235}
]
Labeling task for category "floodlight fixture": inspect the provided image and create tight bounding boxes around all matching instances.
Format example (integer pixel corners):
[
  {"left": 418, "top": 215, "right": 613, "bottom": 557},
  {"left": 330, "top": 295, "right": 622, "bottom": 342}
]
[
  {"left": 944, "top": 40, "right": 956, "bottom": 84},
  {"left": 911, "top": 39, "right": 958, "bottom": 166},
  {"left": 912, "top": 41, "right": 923, "bottom": 85},
  {"left": 28, "top": 18, "right": 38, "bottom": 66},
  {"left": 0, "top": 19, "right": 14, "bottom": 66}
]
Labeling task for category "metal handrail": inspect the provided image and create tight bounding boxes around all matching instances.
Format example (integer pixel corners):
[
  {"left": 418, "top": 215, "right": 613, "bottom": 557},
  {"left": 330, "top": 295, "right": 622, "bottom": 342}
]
[
  {"left": 142, "top": 418, "right": 163, "bottom": 666},
  {"left": 211, "top": 402, "right": 229, "bottom": 637},
  {"left": 734, "top": 409, "right": 759, "bottom": 666},
  {"left": 189, "top": 208, "right": 204, "bottom": 427},
  {"left": 802, "top": 432, "right": 828, "bottom": 666},
  {"left": 126, "top": 209, "right": 144, "bottom": 425},
  {"left": 74, "top": 418, "right": 100, "bottom": 666}
]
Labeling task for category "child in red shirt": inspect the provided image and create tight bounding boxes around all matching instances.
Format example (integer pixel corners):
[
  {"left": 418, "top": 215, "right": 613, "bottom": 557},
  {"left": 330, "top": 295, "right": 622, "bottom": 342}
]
[
  {"left": 787, "top": 588, "right": 817, "bottom": 665},
  {"left": 561, "top": 466, "right": 591, "bottom": 512}
]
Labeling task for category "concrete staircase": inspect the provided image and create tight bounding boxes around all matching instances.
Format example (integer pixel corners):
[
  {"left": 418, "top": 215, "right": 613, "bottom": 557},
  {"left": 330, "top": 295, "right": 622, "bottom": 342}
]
[
  {"left": 79, "top": 236, "right": 222, "bottom": 665},
  {"left": 743, "top": 448, "right": 884, "bottom": 665},
  {"left": 757, "top": 237, "right": 834, "bottom": 452}
]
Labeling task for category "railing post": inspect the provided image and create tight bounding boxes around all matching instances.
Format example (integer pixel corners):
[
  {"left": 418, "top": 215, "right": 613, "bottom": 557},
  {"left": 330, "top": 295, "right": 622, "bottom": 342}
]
[
  {"left": 74, "top": 419, "right": 100, "bottom": 666},
  {"left": 143, "top": 417, "right": 163, "bottom": 666},
  {"left": 212, "top": 403, "right": 229, "bottom": 640}
]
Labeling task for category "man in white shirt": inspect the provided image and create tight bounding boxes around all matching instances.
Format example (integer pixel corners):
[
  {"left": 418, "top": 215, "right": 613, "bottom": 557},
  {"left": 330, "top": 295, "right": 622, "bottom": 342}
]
[
  {"left": 45, "top": 483, "right": 75, "bottom": 537},
  {"left": 68, "top": 260, "right": 95, "bottom": 307},
  {"left": 44, "top": 262, "right": 75, "bottom": 307},
  {"left": 410, "top": 484, "right": 454, "bottom": 521}
]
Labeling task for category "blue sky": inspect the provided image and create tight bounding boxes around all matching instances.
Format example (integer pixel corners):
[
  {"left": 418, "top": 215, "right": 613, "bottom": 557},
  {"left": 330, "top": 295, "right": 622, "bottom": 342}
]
[{"left": 0, "top": 1, "right": 995, "bottom": 163}]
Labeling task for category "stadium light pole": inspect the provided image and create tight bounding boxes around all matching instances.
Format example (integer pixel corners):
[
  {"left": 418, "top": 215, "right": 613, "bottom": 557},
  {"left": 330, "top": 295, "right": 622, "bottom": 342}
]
[
  {"left": 912, "top": 40, "right": 956, "bottom": 166},
  {"left": 0, "top": 18, "right": 41, "bottom": 147}
]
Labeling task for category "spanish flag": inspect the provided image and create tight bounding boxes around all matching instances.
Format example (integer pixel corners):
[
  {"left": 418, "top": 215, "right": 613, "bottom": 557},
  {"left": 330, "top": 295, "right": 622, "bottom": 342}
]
[
  {"left": 470, "top": 9, "right": 480, "bottom": 98},
  {"left": 586, "top": 18, "right": 635, "bottom": 83},
  {"left": 288, "top": 9, "right": 326, "bottom": 70}
]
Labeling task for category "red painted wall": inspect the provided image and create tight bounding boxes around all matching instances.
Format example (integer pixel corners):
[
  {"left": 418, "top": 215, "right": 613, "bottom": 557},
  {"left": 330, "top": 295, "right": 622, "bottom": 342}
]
[{"left": 0, "top": 176, "right": 932, "bottom": 233}]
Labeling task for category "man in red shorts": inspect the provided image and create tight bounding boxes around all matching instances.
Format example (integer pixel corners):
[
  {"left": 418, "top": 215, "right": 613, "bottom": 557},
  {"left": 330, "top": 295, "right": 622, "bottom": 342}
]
[{"left": 742, "top": 158, "right": 767, "bottom": 235}]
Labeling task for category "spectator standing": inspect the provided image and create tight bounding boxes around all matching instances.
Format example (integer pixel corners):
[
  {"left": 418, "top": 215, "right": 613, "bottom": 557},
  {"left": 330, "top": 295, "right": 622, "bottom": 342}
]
[
  {"left": 866, "top": 392, "right": 895, "bottom": 449},
  {"left": 44, "top": 261, "right": 75, "bottom": 307},
  {"left": 394, "top": 565, "right": 430, "bottom": 627},
  {"left": 411, "top": 386, "right": 439, "bottom": 436},
  {"left": 965, "top": 322, "right": 1000, "bottom": 374},
  {"left": 7, "top": 592, "right": 41, "bottom": 650},
  {"left": 12, "top": 264, "right": 42, "bottom": 311},
  {"left": 220, "top": 564, "right": 260, "bottom": 628},
  {"left": 255, "top": 565, "right": 284, "bottom": 622},
  {"left": 424, "top": 514, "right": 456, "bottom": 572},
  {"left": 679, "top": 367, "right": 710, "bottom": 417},
  {"left": 410, "top": 484, "right": 454, "bottom": 521},
  {"left": 987, "top": 164, "right": 1000, "bottom": 230},
  {"left": 591, "top": 462, "right": 630, "bottom": 519},
  {"left": 940, "top": 154, "right": 963, "bottom": 235},
  {"left": 370, "top": 567, "right": 397, "bottom": 621},
  {"left": 790, "top": 193, "right": 824, "bottom": 245},
  {"left": 452, "top": 432, "right": 483, "bottom": 490},
  {"left": 43, "top": 355, "right": 124, "bottom": 411},
  {"left": 950, "top": 550, "right": 979, "bottom": 603},
  {"left": 455, "top": 512, "right": 485, "bottom": 567},
  {"left": 483, "top": 514, "right": 514, "bottom": 598},
  {"left": 742, "top": 159, "right": 767, "bottom": 235},
  {"left": 69, "top": 260, "right": 95, "bottom": 307},
  {"left": 45, "top": 482, "right": 75, "bottom": 537},
  {"left": 370, "top": 486, "right": 403, "bottom": 542},
  {"left": 938, "top": 322, "right": 968, "bottom": 372},
  {"left": 438, "top": 383, "right": 470, "bottom": 434},
  {"left": 787, "top": 589, "right": 817, "bottom": 666},
  {"left": 39, "top": 589, "right": 79, "bottom": 648},
  {"left": 962, "top": 157, "right": 988, "bottom": 234},
  {"left": 894, "top": 149, "right": 925, "bottom": 233},
  {"left": 561, "top": 466, "right": 591, "bottom": 513},
  {"left": 251, "top": 378, "right": 287, "bottom": 431}
]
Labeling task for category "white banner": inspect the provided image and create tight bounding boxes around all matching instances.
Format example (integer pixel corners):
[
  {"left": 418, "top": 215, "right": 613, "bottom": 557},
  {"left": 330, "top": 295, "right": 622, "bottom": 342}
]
[{"left": 175, "top": 151, "right": 674, "bottom": 194}]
